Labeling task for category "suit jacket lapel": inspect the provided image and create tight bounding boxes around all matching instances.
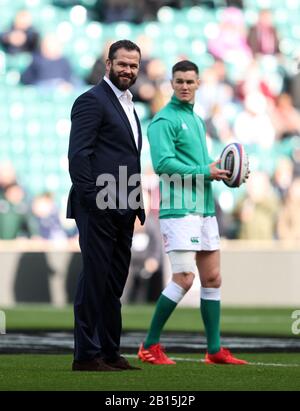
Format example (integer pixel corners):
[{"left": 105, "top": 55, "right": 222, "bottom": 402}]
[
  {"left": 134, "top": 109, "right": 142, "bottom": 154},
  {"left": 99, "top": 80, "right": 139, "bottom": 154}
]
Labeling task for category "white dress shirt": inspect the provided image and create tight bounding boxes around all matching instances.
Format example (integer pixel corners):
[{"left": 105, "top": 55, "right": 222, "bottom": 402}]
[{"left": 104, "top": 76, "right": 139, "bottom": 148}]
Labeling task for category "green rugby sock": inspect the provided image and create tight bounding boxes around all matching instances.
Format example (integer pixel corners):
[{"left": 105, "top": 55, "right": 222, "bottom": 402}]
[
  {"left": 200, "top": 298, "right": 221, "bottom": 354},
  {"left": 144, "top": 294, "right": 177, "bottom": 348}
]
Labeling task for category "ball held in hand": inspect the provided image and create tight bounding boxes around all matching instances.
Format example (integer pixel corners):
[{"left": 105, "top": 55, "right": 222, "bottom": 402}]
[{"left": 220, "top": 143, "right": 249, "bottom": 187}]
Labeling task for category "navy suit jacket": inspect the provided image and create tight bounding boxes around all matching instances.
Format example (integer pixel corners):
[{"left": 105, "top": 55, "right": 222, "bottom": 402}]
[{"left": 67, "top": 80, "right": 145, "bottom": 224}]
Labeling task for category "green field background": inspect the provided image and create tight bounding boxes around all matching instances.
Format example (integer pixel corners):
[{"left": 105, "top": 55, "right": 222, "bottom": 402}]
[{"left": 1, "top": 304, "right": 298, "bottom": 336}]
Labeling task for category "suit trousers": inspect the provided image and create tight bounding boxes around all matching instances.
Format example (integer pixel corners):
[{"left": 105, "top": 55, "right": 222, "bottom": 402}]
[{"left": 73, "top": 199, "right": 135, "bottom": 361}]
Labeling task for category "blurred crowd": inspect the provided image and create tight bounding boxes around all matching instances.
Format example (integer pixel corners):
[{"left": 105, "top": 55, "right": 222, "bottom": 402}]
[
  {"left": 52, "top": 0, "right": 245, "bottom": 23},
  {"left": 2, "top": 2, "right": 300, "bottom": 247}
]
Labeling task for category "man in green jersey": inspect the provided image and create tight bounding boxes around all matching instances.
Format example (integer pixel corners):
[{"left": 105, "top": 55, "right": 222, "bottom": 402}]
[{"left": 138, "top": 60, "right": 247, "bottom": 365}]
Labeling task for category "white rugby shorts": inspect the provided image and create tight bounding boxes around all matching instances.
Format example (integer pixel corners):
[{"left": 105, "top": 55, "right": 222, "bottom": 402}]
[{"left": 160, "top": 215, "right": 220, "bottom": 253}]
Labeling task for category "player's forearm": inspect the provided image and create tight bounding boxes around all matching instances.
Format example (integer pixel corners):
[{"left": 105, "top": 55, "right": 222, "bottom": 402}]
[{"left": 154, "top": 157, "right": 211, "bottom": 178}]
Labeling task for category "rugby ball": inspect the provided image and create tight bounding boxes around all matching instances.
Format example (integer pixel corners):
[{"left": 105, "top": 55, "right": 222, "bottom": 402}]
[{"left": 220, "top": 143, "right": 249, "bottom": 187}]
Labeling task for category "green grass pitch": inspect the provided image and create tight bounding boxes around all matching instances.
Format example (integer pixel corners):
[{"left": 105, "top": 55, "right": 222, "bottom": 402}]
[
  {"left": 1, "top": 304, "right": 299, "bottom": 391},
  {"left": 0, "top": 353, "right": 299, "bottom": 391}
]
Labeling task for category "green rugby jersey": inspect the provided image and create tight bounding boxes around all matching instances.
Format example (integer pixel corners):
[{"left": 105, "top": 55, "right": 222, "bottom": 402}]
[{"left": 147, "top": 95, "right": 215, "bottom": 219}]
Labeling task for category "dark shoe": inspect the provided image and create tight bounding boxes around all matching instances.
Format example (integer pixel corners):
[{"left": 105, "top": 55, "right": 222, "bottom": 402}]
[
  {"left": 105, "top": 356, "right": 141, "bottom": 370},
  {"left": 72, "top": 357, "right": 120, "bottom": 372}
]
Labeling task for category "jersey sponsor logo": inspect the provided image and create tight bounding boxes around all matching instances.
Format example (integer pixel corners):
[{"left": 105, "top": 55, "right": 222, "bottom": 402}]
[
  {"left": 181, "top": 123, "right": 188, "bottom": 130},
  {"left": 190, "top": 237, "right": 200, "bottom": 244}
]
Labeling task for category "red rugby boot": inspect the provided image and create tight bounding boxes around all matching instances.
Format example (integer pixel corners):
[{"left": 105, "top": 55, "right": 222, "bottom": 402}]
[
  {"left": 138, "top": 343, "right": 176, "bottom": 365},
  {"left": 205, "top": 347, "right": 248, "bottom": 365}
]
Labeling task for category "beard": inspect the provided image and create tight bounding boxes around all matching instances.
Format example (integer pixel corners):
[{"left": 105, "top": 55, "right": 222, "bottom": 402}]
[{"left": 109, "top": 67, "right": 137, "bottom": 91}]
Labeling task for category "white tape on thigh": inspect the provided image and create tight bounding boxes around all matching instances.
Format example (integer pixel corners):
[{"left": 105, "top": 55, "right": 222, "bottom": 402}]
[{"left": 168, "top": 251, "right": 198, "bottom": 274}]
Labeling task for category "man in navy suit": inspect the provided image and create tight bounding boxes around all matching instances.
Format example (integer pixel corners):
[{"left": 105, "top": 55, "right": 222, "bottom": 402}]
[{"left": 67, "top": 40, "right": 145, "bottom": 371}]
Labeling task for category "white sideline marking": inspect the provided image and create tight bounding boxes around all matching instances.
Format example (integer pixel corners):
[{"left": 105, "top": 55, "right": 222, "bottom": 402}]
[
  {"left": 172, "top": 357, "right": 300, "bottom": 368},
  {"left": 248, "top": 362, "right": 300, "bottom": 368},
  {"left": 127, "top": 354, "right": 300, "bottom": 368},
  {"left": 222, "top": 316, "right": 288, "bottom": 324}
]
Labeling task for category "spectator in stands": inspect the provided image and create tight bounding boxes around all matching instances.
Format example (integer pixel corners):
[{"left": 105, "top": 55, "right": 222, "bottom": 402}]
[
  {"left": 133, "top": 37, "right": 175, "bottom": 115},
  {"left": 235, "top": 57, "right": 276, "bottom": 102},
  {"left": 0, "top": 183, "right": 35, "bottom": 239},
  {"left": 196, "top": 61, "right": 235, "bottom": 119},
  {"left": 131, "top": 58, "right": 168, "bottom": 105},
  {"left": 31, "top": 192, "right": 67, "bottom": 241},
  {"left": 247, "top": 9, "right": 280, "bottom": 56},
  {"left": 20, "top": 34, "right": 75, "bottom": 89},
  {"left": 0, "top": 161, "right": 17, "bottom": 198},
  {"left": 235, "top": 171, "right": 280, "bottom": 240},
  {"left": 272, "top": 156, "right": 294, "bottom": 201},
  {"left": 127, "top": 193, "right": 163, "bottom": 303},
  {"left": 270, "top": 93, "right": 300, "bottom": 140},
  {"left": 86, "top": 41, "right": 112, "bottom": 85},
  {"left": 214, "top": 199, "right": 239, "bottom": 239},
  {"left": 213, "top": 58, "right": 233, "bottom": 87},
  {"left": 86, "top": 52, "right": 106, "bottom": 85},
  {"left": 149, "top": 82, "right": 173, "bottom": 115},
  {"left": 291, "top": 141, "right": 300, "bottom": 177},
  {"left": 205, "top": 103, "right": 234, "bottom": 142},
  {"left": 234, "top": 60, "right": 254, "bottom": 100},
  {"left": 226, "top": 0, "right": 243, "bottom": 7},
  {"left": 102, "top": 0, "right": 137, "bottom": 23},
  {"left": 277, "top": 177, "right": 300, "bottom": 240},
  {"left": 208, "top": 7, "right": 252, "bottom": 66},
  {"left": 289, "top": 62, "right": 300, "bottom": 110},
  {"left": 233, "top": 92, "right": 275, "bottom": 148},
  {"left": 0, "top": 9, "right": 40, "bottom": 54}
]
